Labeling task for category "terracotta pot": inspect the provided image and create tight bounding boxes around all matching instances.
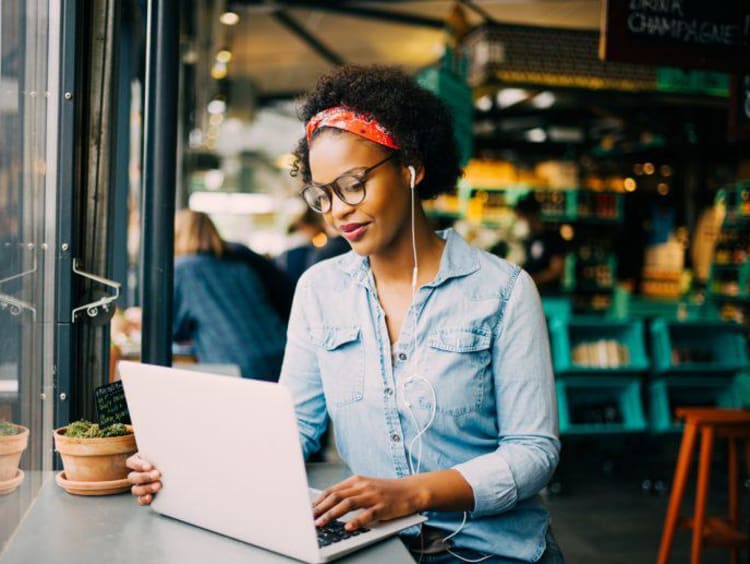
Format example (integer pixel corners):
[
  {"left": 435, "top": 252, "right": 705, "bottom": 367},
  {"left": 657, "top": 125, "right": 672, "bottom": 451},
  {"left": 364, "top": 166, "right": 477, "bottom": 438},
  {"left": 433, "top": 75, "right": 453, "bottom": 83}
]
[
  {"left": 53, "top": 426, "right": 136, "bottom": 483},
  {"left": 0, "top": 425, "right": 29, "bottom": 482}
]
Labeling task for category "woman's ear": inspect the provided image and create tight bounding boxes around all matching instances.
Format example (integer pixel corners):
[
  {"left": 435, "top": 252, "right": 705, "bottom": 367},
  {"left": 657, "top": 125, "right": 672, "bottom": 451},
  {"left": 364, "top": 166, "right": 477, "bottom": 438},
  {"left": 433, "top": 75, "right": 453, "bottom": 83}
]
[{"left": 403, "top": 163, "right": 425, "bottom": 189}]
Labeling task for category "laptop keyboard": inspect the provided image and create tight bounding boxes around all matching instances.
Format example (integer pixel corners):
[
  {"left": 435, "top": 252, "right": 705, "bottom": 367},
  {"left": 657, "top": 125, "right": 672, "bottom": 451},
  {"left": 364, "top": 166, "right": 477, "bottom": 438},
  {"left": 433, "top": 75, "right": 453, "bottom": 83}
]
[{"left": 317, "top": 520, "right": 370, "bottom": 547}]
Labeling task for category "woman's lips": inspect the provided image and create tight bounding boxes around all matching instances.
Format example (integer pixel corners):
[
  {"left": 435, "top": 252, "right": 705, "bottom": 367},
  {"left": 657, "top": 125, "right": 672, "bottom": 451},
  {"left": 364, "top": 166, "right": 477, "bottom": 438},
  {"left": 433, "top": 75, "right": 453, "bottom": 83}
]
[{"left": 340, "top": 222, "right": 369, "bottom": 241}]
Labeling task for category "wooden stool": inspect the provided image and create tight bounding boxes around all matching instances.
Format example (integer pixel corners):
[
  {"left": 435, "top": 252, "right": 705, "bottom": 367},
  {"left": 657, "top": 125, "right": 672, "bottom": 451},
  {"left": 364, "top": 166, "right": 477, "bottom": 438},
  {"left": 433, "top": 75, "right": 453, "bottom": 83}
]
[{"left": 657, "top": 408, "right": 750, "bottom": 564}]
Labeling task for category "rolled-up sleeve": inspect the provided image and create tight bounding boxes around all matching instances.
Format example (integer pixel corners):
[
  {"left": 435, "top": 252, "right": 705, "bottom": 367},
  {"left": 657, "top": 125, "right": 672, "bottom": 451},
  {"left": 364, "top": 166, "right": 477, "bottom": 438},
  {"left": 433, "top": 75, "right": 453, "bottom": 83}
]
[
  {"left": 278, "top": 276, "right": 328, "bottom": 460},
  {"left": 453, "top": 269, "right": 560, "bottom": 517}
]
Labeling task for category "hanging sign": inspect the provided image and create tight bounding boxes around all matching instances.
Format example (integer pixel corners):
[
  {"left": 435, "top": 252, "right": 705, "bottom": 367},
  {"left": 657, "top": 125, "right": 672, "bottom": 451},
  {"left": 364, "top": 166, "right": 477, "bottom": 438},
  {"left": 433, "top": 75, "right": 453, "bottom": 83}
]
[{"left": 600, "top": 0, "right": 750, "bottom": 71}]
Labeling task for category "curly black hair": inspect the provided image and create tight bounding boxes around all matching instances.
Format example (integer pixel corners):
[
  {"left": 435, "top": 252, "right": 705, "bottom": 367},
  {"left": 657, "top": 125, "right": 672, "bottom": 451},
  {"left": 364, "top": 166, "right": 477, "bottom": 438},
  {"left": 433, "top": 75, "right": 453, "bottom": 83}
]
[{"left": 291, "top": 65, "right": 462, "bottom": 200}]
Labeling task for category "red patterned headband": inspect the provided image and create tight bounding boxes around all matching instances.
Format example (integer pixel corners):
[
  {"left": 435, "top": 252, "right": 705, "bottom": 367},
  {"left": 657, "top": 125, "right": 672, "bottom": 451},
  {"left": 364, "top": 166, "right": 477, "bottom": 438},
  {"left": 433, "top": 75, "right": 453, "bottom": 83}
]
[{"left": 305, "top": 106, "right": 401, "bottom": 150}]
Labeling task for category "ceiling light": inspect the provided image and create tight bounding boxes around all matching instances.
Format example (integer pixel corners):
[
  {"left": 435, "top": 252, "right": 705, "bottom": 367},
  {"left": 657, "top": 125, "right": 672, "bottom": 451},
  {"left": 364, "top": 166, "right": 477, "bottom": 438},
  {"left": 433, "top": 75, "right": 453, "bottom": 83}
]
[
  {"left": 475, "top": 95, "right": 492, "bottom": 112},
  {"left": 624, "top": 178, "right": 637, "bottom": 192},
  {"left": 657, "top": 182, "right": 669, "bottom": 195},
  {"left": 207, "top": 98, "right": 226, "bottom": 115},
  {"left": 210, "top": 62, "right": 228, "bottom": 80},
  {"left": 660, "top": 164, "right": 673, "bottom": 177},
  {"left": 525, "top": 128, "right": 547, "bottom": 143},
  {"left": 219, "top": 11, "right": 240, "bottom": 26},
  {"left": 531, "top": 91, "right": 555, "bottom": 109},
  {"left": 496, "top": 88, "right": 527, "bottom": 109},
  {"left": 643, "top": 162, "right": 655, "bottom": 175},
  {"left": 216, "top": 49, "right": 232, "bottom": 63}
]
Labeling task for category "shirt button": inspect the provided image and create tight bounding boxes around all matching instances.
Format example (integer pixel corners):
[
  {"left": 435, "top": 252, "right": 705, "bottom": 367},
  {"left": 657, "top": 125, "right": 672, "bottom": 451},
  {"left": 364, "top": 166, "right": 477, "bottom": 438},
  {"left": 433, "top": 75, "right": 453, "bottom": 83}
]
[
  {"left": 391, "top": 433, "right": 401, "bottom": 442},
  {"left": 384, "top": 387, "right": 393, "bottom": 396},
  {"left": 398, "top": 353, "right": 407, "bottom": 361}
]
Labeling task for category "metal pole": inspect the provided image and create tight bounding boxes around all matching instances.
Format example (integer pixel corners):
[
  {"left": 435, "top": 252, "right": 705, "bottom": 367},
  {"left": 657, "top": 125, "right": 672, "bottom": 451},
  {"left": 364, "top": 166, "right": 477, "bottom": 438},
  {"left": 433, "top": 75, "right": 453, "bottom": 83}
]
[{"left": 140, "top": 0, "right": 179, "bottom": 366}]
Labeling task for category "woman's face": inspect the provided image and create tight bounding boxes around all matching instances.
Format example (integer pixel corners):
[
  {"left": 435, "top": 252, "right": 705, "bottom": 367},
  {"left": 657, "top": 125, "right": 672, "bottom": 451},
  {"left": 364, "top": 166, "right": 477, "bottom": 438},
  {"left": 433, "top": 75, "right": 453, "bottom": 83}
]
[{"left": 308, "top": 130, "right": 412, "bottom": 258}]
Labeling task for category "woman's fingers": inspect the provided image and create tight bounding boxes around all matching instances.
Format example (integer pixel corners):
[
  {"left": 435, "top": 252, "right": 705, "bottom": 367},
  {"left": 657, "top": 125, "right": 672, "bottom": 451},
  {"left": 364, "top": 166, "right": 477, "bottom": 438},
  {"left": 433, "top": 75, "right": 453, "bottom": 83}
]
[
  {"left": 130, "top": 481, "right": 161, "bottom": 498},
  {"left": 344, "top": 506, "right": 382, "bottom": 531},
  {"left": 314, "top": 492, "right": 364, "bottom": 526},
  {"left": 313, "top": 486, "right": 362, "bottom": 517},
  {"left": 126, "top": 452, "right": 153, "bottom": 472},
  {"left": 127, "top": 453, "right": 162, "bottom": 506},
  {"left": 127, "top": 469, "right": 161, "bottom": 485}
]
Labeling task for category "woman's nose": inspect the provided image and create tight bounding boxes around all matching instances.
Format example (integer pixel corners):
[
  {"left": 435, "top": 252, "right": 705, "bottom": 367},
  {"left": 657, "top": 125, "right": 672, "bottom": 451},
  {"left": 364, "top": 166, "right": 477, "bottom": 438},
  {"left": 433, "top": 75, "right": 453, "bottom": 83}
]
[{"left": 329, "top": 193, "right": 356, "bottom": 218}]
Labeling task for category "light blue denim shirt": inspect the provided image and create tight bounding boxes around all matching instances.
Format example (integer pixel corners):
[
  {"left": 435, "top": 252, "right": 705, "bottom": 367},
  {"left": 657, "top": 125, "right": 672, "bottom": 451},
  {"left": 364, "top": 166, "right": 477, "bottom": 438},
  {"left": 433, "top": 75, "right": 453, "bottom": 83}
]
[{"left": 279, "top": 229, "right": 560, "bottom": 561}]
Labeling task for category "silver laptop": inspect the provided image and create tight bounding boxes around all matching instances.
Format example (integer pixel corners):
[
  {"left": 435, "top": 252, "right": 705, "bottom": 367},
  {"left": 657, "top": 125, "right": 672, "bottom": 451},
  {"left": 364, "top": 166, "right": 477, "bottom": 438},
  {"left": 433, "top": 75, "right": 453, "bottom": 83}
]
[{"left": 119, "top": 361, "right": 426, "bottom": 563}]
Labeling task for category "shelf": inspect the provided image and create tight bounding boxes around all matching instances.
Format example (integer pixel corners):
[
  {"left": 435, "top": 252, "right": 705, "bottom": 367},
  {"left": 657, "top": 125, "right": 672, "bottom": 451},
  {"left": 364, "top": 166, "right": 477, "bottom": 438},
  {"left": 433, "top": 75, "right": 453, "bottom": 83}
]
[
  {"left": 433, "top": 188, "right": 624, "bottom": 225},
  {"left": 557, "top": 377, "right": 647, "bottom": 435},
  {"left": 709, "top": 292, "right": 750, "bottom": 302},
  {"left": 649, "top": 376, "right": 740, "bottom": 433},
  {"left": 650, "top": 319, "right": 749, "bottom": 375},
  {"left": 549, "top": 318, "right": 649, "bottom": 374},
  {"left": 625, "top": 297, "right": 715, "bottom": 321},
  {"left": 711, "top": 263, "right": 748, "bottom": 271}
]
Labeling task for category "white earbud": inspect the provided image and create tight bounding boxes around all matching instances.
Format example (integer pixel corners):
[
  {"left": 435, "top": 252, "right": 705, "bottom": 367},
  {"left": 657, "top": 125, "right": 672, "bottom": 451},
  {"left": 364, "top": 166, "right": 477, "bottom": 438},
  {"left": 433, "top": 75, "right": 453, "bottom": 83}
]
[{"left": 408, "top": 165, "right": 416, "bottom": 190}]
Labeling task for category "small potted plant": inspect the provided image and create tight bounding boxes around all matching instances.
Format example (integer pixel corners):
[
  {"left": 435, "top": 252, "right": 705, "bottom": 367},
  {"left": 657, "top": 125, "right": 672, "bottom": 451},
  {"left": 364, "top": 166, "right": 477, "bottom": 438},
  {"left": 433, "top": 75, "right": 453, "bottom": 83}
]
[
  {"left": 53, "top": 419, "right": 136, "bottom": 495},
  {"left": 0, "top": 420, "right": 29, "bottom": 495}
]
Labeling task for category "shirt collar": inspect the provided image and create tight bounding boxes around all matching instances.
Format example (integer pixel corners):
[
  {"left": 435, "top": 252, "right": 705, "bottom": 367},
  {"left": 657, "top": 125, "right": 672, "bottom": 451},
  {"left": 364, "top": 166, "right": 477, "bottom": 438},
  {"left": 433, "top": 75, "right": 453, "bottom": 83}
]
[{"left": 337, "top": 228, "right": 480, "bottom": 287}]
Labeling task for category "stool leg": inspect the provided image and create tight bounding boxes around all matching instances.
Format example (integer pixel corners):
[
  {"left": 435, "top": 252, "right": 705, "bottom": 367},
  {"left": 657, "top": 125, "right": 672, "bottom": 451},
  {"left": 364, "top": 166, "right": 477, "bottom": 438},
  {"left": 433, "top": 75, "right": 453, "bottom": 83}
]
[
  {"left": 729, "top": 438, "right": 739, "bottom": 564},
  {"left": 658, "top": 421, "right": 698, "bottom": 564},
  {"left": 692, "top": 426, "right": 714, "bottom": 564}
]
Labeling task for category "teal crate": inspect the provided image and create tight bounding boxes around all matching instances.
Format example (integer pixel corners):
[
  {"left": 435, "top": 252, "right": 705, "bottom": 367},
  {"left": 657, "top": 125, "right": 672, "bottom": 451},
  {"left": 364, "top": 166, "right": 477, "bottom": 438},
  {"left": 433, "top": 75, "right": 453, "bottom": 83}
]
[
  {"left": 626, "top": 296, "right": 718, "bottom": 321},
  {"left": 542, "top": 297, "right": 572, "bottom": 323},
  {"left": 649, "top": 377, "right": 740, "bottom": 432},
  {"left": 549, "top": 318, "right": 649, "bottom": 374},
  {"left": 537, "top": 190, "right": 577, "bottom": 222},
  {"left": 650, "top": 319, "right": 749, "bottom": 374},
  {"left": 708, "top": 262, "right": 750, "bottom": 300},
  {"left": 557, "top": 377, "right": 647, "bottom": 434}
]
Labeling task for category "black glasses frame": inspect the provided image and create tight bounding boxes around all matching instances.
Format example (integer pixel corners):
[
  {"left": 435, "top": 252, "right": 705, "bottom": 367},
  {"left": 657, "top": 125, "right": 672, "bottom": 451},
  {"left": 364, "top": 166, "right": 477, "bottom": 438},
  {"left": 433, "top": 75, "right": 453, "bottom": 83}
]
[{"left": 301, "top": 152, "right": 397, "bottom": 213}]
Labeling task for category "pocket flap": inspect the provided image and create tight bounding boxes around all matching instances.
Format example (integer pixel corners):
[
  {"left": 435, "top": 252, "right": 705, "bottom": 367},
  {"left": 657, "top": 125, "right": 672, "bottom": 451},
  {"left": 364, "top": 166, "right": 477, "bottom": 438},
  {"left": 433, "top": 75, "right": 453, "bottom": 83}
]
[
  {"left": 428, "top": 328, "right": 491, "bottom": 353},
  {"left": 320, "top": 326, "right": 361, "bottom": 350}
]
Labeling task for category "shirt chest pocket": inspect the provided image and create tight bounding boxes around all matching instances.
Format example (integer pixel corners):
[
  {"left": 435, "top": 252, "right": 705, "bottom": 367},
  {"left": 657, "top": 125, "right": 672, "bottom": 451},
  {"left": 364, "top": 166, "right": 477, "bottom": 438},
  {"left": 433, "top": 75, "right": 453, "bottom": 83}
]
[
  {"left": 416, "top": 327, "right": 492, "bottom": 416},
  {"left": 315, "top": 326, "right": 365, "bottom": 408}
]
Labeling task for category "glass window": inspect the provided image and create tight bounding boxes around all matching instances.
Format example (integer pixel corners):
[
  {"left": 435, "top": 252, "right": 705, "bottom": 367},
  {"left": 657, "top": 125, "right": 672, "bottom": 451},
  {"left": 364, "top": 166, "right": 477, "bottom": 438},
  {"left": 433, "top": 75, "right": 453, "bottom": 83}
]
[{"left": 0, "top": 0, "right": 58, "bottom": 549}]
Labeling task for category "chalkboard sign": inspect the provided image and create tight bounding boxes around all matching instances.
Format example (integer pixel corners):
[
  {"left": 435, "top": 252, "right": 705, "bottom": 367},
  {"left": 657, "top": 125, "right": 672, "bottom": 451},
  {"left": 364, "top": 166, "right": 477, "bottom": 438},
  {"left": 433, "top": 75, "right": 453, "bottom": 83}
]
[
  {"left": 600, "top": 0, "right": 750, "bottom": 71},
  {"left": 95, "top": 380, "right": 131, "bottom": 427},
  {"left": 729, "top": 72, "right": 750, "bottom": 139}
]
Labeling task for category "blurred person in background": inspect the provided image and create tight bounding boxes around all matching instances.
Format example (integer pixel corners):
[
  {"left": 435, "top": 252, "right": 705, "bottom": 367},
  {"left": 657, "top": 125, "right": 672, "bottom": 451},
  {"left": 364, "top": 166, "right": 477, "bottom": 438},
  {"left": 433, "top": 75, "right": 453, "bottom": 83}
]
[
  {"left": 172, "top": 209, "right": 290, "bottom": 381},
  {"left": 515, "top": 193, "right": 567, "bottom": 294},
  {"left": 276, "top": 206, "right": 350, "bottom": 286},
  {"left": 275, "top": 207, "right": 327, "bottom": 285}
]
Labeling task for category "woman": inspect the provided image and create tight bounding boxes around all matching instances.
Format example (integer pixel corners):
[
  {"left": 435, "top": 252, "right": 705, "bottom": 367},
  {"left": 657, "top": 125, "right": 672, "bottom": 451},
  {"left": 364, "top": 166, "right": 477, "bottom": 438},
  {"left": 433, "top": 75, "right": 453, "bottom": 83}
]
[
  {"left": 129, "top": 66, "right": 563, "bottom": 563},
  {"left": 172, "top": 209, "right": 290, "bottom": 380}
]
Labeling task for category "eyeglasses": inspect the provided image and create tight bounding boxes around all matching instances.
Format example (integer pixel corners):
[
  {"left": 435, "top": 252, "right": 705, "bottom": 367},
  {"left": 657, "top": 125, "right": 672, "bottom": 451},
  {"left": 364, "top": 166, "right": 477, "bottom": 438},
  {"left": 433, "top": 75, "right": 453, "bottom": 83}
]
[{"left": 301, "top": 153, "right": 396, "bottom": 213}]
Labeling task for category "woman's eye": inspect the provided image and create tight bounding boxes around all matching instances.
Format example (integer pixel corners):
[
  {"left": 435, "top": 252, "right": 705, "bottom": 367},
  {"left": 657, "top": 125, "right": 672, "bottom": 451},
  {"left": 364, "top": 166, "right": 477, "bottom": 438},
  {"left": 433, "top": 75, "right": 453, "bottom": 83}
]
[{"left": 338, "top": 178, "right": 364, "bottom": 193}]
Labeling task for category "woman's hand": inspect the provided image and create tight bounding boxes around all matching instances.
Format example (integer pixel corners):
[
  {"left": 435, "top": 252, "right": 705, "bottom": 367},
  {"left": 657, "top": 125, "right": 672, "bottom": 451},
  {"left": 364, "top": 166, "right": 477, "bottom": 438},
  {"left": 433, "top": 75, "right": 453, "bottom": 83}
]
[
  {"left": 126, "top": 453, "right": 162, "bottom": 505},
  {"left": 312, "top": 475, "right": 427, "bottom": 531}
]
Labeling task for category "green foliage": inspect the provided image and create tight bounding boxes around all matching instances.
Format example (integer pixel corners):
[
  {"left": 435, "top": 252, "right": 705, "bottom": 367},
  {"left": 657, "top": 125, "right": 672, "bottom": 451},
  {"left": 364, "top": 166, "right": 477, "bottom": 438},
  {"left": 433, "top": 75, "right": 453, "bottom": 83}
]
[
  {"left": 64, "top": 420, "right": 130, "bottom": 439},
  {"left": 0, "top": 421, "right": 21, "bottom": 436}
]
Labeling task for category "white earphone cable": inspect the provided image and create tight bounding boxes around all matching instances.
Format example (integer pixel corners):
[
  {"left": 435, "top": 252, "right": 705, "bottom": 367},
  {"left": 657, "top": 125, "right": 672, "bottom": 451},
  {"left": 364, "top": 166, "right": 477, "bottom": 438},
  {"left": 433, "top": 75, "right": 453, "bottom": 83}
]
[{"left": 403, "top": 165, "right": 491, "bottom": 563}]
